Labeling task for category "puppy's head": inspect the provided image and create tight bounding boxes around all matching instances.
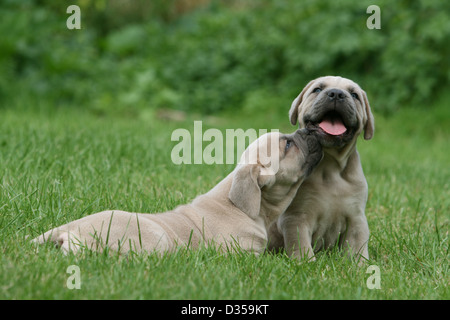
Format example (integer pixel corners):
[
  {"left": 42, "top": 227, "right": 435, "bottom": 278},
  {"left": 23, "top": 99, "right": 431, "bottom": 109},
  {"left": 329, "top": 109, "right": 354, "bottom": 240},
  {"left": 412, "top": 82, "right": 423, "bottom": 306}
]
[
  {"left": 289, "top": 76, "right": 374, "bottom": 148},
  {"left": 229, "top": 130, "right": 322, "bottom": 219}
]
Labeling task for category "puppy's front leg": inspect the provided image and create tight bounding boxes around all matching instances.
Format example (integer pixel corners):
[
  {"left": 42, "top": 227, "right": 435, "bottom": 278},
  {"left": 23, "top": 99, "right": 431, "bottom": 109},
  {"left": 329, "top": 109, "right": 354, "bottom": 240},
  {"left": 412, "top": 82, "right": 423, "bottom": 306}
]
[
  {"left": 266, "top": 221, "right": 284, "bottom": 252},
  {"left": 282, "top": 222, "right": 315, "bottom": 262},
  {"left": 342, "top": 214, "right": 370, "bottom": 265}
]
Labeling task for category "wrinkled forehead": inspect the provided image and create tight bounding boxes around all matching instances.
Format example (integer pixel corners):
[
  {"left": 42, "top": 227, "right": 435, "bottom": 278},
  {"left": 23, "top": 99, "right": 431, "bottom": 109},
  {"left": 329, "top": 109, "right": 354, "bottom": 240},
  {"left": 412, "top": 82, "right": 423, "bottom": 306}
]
[
  {"left": 239, "top": 132, "right": 281, "bottom": 164},
  {"left": 313, "top": 76, "right": 361, "bottom": 91}
]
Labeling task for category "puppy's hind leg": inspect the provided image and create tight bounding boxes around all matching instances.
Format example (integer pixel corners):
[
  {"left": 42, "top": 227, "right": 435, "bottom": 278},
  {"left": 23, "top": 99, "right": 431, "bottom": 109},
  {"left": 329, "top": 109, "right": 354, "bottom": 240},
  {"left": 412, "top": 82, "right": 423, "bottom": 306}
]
[
  {"left": 32, "top": 229, "right": 82, "bottom": 254},
  {"left": 54, "top": 232, "right": 81, "bottom": 254}
]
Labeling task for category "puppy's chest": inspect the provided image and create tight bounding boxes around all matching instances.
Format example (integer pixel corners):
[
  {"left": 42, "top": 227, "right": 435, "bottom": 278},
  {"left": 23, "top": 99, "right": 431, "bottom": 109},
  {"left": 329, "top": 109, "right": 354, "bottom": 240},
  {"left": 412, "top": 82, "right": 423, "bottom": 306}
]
[
  {"left": 300, "top": 175, "right": 367, "bottom": 221},
  {"left": 303, "top": 181, "right": 366, "bottom": 250}
]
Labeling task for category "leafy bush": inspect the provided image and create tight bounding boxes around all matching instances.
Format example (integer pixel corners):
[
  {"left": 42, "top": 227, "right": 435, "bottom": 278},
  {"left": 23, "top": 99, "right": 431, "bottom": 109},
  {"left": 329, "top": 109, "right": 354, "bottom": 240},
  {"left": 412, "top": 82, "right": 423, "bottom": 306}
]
[{"left": 0, "top": 0, "right": 448, "bottom": 114}]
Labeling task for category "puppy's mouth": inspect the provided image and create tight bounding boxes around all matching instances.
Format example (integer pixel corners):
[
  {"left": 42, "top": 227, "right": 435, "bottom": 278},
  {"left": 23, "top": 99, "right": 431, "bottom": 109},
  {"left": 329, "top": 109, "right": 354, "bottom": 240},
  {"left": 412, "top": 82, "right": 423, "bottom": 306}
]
[
  {"left": 305, "top": 110, "right": 355, "bottom": 144},
  {"left": 317, "top": 111, "right": 347, "bottom": 136}
]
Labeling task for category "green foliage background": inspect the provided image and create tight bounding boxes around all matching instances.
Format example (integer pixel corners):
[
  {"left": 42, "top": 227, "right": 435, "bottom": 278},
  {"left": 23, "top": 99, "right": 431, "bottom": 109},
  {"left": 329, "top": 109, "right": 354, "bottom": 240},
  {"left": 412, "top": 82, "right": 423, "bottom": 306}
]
[{"left": 1, "top": 0, "right": 449, "bottom": 115}]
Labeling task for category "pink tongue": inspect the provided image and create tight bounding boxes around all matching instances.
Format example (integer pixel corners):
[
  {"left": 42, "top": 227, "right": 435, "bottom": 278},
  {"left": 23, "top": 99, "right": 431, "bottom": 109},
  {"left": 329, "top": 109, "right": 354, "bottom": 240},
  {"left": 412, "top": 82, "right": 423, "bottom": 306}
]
[{"left": 319, "top": 117, "right": 347, "bottom": 135}]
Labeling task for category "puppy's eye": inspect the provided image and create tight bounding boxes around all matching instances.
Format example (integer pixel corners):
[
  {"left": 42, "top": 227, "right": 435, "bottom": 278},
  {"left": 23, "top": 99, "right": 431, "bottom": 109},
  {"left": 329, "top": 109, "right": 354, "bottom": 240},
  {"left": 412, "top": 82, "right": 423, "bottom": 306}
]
[
  {"left": 351, "top": 92, "right": 359, "bottom": 100},
  {"left": 285, "top": 140, "right": 292, "bottom": 152},
  {"left": 313, "top": 88, "right": 322, "bottom": 93}
]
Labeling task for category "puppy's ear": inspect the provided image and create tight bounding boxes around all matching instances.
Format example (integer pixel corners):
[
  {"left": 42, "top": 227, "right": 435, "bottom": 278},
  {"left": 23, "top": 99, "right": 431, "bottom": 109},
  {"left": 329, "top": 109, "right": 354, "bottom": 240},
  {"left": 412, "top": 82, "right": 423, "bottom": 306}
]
[
  {"left": 361, "top": 89, "right": 375, "bottom": 140},
  {"left": 289, "top": 79, "right": 316, "bottom": 126},
  {"left": 228, "top": 164, "right": 262, "bottom": 220}
]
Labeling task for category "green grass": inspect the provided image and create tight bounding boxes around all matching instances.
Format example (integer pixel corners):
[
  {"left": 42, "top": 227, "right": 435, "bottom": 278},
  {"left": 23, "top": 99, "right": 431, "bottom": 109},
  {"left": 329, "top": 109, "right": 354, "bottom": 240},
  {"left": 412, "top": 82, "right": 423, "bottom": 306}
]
[{"left": 0, "top": 104, "right": 448, "bottom": 300}]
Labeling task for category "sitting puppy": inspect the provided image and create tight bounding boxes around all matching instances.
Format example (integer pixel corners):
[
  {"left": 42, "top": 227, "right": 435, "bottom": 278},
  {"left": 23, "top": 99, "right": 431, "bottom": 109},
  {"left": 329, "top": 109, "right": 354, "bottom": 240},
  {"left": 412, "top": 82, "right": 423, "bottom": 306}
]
[
  {"left": 268, "top": 76, "right": 374, "bottom": 264},
  {"left": 33, "top": 129, "right": 322, "bottom": 255}
]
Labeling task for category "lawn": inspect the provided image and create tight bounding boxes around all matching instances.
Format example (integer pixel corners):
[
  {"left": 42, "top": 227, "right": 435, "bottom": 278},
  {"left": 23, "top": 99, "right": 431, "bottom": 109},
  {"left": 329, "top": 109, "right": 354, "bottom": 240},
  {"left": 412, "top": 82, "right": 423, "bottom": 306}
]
[{"left": 0, "top": 102, "right": 448, "bottom": 300}]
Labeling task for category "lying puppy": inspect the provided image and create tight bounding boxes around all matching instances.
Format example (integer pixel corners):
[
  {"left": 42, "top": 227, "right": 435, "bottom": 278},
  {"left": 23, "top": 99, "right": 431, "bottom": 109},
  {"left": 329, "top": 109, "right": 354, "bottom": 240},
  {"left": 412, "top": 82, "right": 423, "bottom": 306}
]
[
  {"left": 33, "top": 129, "right": 322, "bottom": 255},
  {"left": 268, "top": 76, "right": 374, "bottom": 263}
]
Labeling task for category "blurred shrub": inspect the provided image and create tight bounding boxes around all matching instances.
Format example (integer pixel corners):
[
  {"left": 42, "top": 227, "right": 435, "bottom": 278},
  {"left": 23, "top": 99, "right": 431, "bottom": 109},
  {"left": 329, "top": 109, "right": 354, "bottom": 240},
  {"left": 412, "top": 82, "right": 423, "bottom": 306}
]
[{"left": 0, "top": 0, "right": 448, "bottom": 114}]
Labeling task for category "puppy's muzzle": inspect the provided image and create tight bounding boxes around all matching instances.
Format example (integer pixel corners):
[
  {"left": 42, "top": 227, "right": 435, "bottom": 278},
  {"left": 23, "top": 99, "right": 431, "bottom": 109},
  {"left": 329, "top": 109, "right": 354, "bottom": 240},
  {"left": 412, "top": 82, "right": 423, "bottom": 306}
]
[{"left": 295, "top": 129, "right": 323, "bottom": 176}]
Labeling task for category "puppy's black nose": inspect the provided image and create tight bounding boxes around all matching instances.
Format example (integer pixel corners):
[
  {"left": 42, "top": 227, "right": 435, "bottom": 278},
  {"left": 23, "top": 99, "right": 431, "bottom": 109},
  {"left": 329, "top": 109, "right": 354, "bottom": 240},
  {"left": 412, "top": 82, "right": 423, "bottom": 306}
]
[
  {"left": 296, "top": 127, "right": 318, "bottom": 137},
  {"left": 327, "top": 89, "right": 345, "bottom": 101},
  {"left": 294, "top": 129, "right": 321, "bottom": 153},
  {"left": 295, "top": 128, "right": 310, "bottom": 139}
]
